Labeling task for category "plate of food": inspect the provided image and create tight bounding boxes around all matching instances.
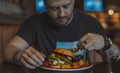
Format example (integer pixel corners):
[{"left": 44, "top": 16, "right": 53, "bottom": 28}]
[{"left": 40, "top": 48, "right": 93, "bottom": 71}]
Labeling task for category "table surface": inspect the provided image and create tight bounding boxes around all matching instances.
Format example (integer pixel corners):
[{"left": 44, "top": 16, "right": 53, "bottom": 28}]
[{"left": 0, "top": 62, "right": 120, "bottom": 73}]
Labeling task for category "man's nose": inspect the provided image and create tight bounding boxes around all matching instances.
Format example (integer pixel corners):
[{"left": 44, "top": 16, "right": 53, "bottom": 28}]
[{"left": 58, "top": 8, "right": 65, "bottom": 18}]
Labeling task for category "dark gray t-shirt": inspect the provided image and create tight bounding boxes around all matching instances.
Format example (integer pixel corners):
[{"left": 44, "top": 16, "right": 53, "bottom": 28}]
[{"left": 16, "top": 11, "right": 105, "bottom": 57}]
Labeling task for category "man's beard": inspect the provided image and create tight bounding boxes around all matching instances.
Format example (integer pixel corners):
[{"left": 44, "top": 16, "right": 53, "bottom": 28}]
[{"left": 53, "top": 13, "right": 73, "bottom": 27}]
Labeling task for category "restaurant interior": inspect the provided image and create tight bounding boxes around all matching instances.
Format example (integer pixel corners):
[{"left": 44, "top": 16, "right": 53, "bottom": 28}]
[{"left": 0, "top": 0, "right": 120, "bottom": 66}]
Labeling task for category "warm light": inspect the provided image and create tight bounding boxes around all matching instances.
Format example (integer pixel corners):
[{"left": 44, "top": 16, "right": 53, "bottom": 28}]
[{"left": 108, "top": 9, "right": 115, "bottom": 15}]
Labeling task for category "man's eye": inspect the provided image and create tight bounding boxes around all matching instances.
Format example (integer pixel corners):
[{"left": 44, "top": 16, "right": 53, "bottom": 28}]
[
  {"left": 51, "top": 7, "right": 58, "bottom": 10},
  {"left": 63, "top": 5, "right": 70, "bottom": 9}
]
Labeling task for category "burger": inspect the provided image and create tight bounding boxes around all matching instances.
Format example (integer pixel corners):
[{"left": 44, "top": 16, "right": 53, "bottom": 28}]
[
  {"left": 42, "top": 48, "right": 88, "bottom": 69},
  {"left": 47, "top": 48, "right": 75, "bottom": 68}
]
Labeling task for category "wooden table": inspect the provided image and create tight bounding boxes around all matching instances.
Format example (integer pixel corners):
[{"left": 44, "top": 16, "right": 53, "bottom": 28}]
[{"left": 0, "top": 62, "right": 120, "bottom": 73}]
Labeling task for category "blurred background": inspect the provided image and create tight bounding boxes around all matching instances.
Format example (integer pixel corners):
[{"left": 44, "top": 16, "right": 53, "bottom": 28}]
[{"left": 0, "top": 0, "right": 120, "bottom": 63}]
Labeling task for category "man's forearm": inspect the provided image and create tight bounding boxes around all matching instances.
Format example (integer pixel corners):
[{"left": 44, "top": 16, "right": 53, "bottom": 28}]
[
  {"left": 95, "top": 43, "right": 120, "bottom": 62},
  {"left": 4, "top": 36, "right": 30, "bottom": 63},
  {"left": 4, "top": 45, "right": 23, "bottom": 63},
  {"left": 106, "top": 44, "right": 120, "bottom": 60}
]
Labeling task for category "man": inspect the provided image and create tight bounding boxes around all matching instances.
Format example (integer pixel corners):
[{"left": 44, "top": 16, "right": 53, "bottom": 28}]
[{"left": 4, "top": 0, "right": 120, "bottom": 69}]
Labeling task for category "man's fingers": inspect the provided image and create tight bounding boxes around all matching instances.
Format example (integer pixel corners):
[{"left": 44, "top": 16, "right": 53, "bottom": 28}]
[
  {"left": 30, "top": 48, "right": 46, "bottom": 61},
  {"left": 87, "top": 46, "right": 96, "bottom": 51},
  {"left": 79, "top": 33, "right": 104, "bottom": 50},
  {"left": 84, "top": 40, "right": 93, "bottom": 48},
  {"left": 21, "top": 47, "right": 46, "bottom": 68},
  {"left": 39, "top": 52, "right": 46, "bottom": 58},
  {"left": 25, "top": 50, "right": 42, "bottom": 65},
  {"left": 22, "top": 53, "right": 39, "bottom": 67},
  {"left": 80, "top": 33, "right": 90, "bottom": 42},
  {"left": 21, "top": 58, "right": 36, "bottom": 69}
]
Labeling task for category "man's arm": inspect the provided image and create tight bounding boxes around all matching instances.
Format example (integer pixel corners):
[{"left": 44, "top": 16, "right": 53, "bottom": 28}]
[
  {"left": 4, "top": 36, "right": 29, "bottom": 63},
  {"left": 78, "top": 33, "right": 120, "bottom": 61},
  {"left": 4, "top": 36, "right": 46, "bottom": 69},
  {"left": 106, "top": 44, "right": 120, "bottom": 61}
]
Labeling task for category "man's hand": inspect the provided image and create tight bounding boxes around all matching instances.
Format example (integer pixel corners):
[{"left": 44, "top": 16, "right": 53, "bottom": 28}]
[
  {"left": 16, "top": 47, "right": 46, "bottom": 69},
  {"left": 78, "top": 33, "right": 104, "bottom": 51}
]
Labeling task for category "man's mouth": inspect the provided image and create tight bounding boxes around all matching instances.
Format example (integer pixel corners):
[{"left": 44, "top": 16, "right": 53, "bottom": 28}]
[{"left": 57, "top": 17, "right": 68, "bottom": 21}]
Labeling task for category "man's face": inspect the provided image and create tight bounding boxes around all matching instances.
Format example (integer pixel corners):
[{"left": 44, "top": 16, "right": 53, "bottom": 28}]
[{"left": 45, "top": 0, "right": 74, "bottom": 27}]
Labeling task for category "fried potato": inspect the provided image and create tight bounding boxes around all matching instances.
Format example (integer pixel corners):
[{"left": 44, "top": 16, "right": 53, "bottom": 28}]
[
  {"left": 78, "top": 60, "right": 85, "bottom": 66},
  {"left": 61, "top": 64, "right": 72, "bottom": 69}
]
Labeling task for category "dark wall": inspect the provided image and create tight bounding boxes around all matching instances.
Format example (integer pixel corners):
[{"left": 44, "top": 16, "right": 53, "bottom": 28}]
[
  {"left": 103, "top": 0, "right": 120, "bottom": 7},
  {"left": 74, "top": 0, "right": 120, "bottom": 11},
  {"left": 74, "top": 0, "right": 84, "bottom": 11}
]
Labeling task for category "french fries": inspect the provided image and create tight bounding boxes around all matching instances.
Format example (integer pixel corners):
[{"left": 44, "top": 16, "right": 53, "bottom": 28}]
[
  {"left": 61, "top": 64, "right": 72, "bottom": 69},
  {"left": 59, "top": 60, "right": 86, "bottom": 69}
]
